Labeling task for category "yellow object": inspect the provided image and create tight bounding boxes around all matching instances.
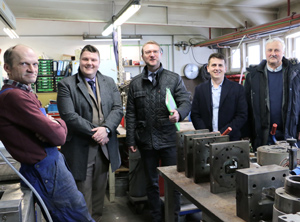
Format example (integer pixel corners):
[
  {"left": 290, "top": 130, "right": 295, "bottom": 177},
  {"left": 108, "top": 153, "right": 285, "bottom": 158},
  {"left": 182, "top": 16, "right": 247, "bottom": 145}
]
[{"left": 36, "top": 92, "right": 57, "bottom": 108}]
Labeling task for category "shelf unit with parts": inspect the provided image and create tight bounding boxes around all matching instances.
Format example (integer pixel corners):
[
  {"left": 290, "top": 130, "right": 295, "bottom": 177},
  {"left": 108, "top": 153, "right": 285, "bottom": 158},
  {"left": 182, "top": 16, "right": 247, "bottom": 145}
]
[{"left": 123, "top": 65, "right": 145, "bottom": 79}]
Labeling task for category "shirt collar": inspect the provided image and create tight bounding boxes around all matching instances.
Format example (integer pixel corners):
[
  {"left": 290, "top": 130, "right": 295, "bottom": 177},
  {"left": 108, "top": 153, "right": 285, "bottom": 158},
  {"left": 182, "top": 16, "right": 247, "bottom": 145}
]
[
  {"left": 211, "top": 79, "right": 224, "bottom": 89},
  {"left": 146, "top": 63, "right": 163, "bottom": 77},
  {"left": 4, "top": 79, "right": 33, "bottom": 92},
  {"left": 148, "top": 70, "right": 156, "bottom": 77},
  {"left": 84, "top": 76, "right": 96, "bottom": 83},
  {"left": 267, "top": 63, "right": 282, "bottom": 72},
  {"left": 148, "top": 68, "right": 160, "bottom": 77}
]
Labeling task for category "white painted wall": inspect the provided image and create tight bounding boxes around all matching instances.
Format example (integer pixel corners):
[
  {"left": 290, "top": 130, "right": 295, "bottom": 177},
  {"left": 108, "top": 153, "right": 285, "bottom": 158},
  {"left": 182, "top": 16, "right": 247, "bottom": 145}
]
[{"left": 0, "top": 19, "right": 215, "bottom": 86}]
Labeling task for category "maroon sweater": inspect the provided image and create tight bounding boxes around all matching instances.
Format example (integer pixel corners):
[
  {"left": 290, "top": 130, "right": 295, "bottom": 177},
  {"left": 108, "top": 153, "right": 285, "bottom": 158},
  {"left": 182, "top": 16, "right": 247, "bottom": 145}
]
[{"left": 0, "top": 84, "right": 67, "bottom": 165}]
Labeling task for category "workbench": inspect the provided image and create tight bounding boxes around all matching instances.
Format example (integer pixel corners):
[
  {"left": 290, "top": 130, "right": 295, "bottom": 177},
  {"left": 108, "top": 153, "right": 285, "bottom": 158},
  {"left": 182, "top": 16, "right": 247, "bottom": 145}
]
[
  {"left": 0, "top": 182, "right": 42, "bottom": 221},
  {"left": 157, "top": 165, "right": 245, "bottom": 222},
  {"left": 0, "top": 143, "right": 42, "bottom": 221}
]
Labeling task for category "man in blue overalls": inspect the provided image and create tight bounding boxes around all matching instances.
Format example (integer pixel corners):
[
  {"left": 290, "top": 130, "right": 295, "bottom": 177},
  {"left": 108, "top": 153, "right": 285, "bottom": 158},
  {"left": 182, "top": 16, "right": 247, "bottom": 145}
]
[{"left": 0, "top": 44, "right": 94, "bottom": 222}]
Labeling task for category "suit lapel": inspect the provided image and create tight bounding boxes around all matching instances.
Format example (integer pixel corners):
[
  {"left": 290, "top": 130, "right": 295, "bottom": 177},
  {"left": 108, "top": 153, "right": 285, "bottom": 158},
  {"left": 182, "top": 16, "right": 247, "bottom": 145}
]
[
  {"left": 96, "top": 72, "right": 106, "bottom": 116},
  {"left": 219, "top": 77, "right": 230, "bottom": 108},
  {"left": 204, "top": 80, "right": 212, "bottom": 118},
  {"left": 77, "top": 75, "right": 94, "bottom": 108}
]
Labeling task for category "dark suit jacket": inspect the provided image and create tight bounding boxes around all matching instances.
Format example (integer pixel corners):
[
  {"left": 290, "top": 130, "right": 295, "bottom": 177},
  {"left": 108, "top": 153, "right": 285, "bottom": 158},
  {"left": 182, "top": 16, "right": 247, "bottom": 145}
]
[
  {"left": 191, "top": 77, "right": 248, "bottom": 140},
  {"left": 57, "top": 71, "right": 123, "bottom": 180}
]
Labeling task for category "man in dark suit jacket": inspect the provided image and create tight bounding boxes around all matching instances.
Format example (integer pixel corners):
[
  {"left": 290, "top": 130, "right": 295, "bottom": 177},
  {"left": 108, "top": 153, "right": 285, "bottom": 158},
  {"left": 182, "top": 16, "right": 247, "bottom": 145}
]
[
  {"left": 57, "top": 45, "right": 123, "bottom": 222},
  {"left": 191, "top": 53, "right": 247, "bottom": 141}
]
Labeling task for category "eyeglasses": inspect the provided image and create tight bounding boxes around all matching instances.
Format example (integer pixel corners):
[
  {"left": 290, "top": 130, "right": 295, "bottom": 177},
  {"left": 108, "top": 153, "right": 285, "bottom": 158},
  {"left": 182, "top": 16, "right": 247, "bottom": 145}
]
[{"left": 144, "top": 50, "right": 160, "bottom": 55}]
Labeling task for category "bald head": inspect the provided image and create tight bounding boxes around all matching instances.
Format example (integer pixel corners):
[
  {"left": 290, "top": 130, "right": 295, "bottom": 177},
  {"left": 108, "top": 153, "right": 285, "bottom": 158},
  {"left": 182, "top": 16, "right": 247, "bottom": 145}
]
[
  {"left": 4, "top": 45, "right": 36, "bottom": 68},
  {"left": 3, "top": 45, "right": 39, "bottom": 86}
]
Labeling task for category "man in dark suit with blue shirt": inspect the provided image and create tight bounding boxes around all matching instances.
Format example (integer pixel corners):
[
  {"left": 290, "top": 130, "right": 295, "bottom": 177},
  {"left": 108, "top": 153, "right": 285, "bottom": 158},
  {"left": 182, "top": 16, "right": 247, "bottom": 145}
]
[{"left": 191, "top": 52, "right": 247, "bottom": 141}]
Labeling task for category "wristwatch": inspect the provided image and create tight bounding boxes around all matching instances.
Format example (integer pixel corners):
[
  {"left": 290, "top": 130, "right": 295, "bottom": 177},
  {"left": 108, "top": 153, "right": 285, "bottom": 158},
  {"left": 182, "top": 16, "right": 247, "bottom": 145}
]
[{"left": 106, "top": 127, "right": 111, "bottom": 134}]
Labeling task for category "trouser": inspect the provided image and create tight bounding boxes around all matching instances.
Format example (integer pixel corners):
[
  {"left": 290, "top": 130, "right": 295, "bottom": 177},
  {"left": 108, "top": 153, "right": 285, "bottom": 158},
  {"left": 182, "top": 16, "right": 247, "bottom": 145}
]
[
  {"left": 140, "top": 147, "right": 180, "bottom": 222},
  {"left": 76, "top": 148, "right": 109, "bottom": 222},
  {"left": 20, "top": 147, "right": 94, "bottom": 222}
]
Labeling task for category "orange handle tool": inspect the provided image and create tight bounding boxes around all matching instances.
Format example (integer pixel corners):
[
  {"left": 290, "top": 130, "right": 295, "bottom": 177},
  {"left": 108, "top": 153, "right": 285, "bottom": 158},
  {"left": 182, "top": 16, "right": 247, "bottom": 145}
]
[
  {"left": 270, "top": 123, "right": 277, "bottom": 135},
  {"left": 222, "top": 127, "right": 232, "bottom": 136}
]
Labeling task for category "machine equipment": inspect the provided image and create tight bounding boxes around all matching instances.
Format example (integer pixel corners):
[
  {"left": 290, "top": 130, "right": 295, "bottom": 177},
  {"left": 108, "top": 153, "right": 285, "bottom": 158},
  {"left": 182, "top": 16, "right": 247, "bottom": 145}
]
[
  {"left": 0, "top": 142, "right": 43, "bottom": 222},
  {"left": 176, "top": 129, "right": 209, "bottom": 172},
  {"left": 210, "top": 140, "right": 250, "bottom": 193},
  {"left": 184, "top": 132, "right": 220, "bottom": 178},
  {"left": 236, "top": 165, "right": 288, "bottom": 222},
  {"left": 192, "top": 135, "right": 229, "bottom": 183}
]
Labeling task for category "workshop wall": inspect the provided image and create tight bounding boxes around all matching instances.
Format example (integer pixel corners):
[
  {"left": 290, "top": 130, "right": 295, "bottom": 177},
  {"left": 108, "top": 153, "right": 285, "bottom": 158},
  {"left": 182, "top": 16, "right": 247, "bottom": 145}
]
[{"left": 0, "top": 19, "right": 214, "bottom": 81}]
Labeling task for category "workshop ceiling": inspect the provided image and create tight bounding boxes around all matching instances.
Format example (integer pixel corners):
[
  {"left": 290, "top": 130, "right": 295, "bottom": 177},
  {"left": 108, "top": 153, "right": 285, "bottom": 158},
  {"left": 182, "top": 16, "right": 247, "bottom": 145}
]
[{"left": 5, "top": 0, "right": 299, "bottom": 30}]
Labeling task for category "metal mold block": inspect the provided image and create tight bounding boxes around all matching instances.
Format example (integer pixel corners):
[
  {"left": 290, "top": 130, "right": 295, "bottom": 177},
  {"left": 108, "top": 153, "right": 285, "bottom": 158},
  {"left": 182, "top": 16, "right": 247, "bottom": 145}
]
[
  {"left": 236, "top": 164, "right": 288, "bottom": 222},
  {"left": 0, "top": 146, "right": 20, "bottom": 181},
  {"left": 193, "top": 135, "right": 229, "bottom": 183},
  {"left": 184, "top": 132, "right": 220, "bottom": 178},
  {"left": 257, "top": 143, "right": 289, "bottom": 166},
  {"left": 0, "top": 199, "right": 22, "bottom": 222},
  {"left": 278, "top": 212, "right": 300, "bottom": 222},
  {"left": 210, "top": 140, "right": 250, "bottom": 194},
  {"left": 274, "top": 176, "right": 300, "bottom": 216},
  {"left": 176, "top": 129, "right": 209, "bottom": 172},
  {"left": 285, "top": 175, "right": 300, "bottom": 197},
  {"left": 274, "top": 187, "right": 300, "bottom": 217}
]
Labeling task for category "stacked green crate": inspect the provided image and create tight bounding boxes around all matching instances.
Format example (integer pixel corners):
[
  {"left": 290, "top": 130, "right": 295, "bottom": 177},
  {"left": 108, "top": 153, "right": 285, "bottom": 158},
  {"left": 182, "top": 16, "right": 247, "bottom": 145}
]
[
  {"left": 55, "top": 76, "right": 65, "bottom": 92},
  {"left": 31, "top": 83, "right": 35, "bottom": 92},
  {"left": 37, "top": 59, "right": 54, "bottom": 92}
]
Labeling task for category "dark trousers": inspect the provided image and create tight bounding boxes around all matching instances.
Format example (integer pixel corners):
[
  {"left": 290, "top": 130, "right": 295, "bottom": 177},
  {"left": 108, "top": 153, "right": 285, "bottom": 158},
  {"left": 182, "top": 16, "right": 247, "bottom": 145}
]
[
  {"left": 20, "top": 147, "right": 94, "bottom": 222},
  {"left": 140, "top": 147, "right": 180, "bottom": 222}
]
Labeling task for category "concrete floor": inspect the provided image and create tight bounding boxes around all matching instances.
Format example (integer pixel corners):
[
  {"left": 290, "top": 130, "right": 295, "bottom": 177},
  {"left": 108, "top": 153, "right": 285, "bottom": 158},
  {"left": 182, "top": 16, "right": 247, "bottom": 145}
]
[
  {"left": 101, "top": 192, "right": 202, "bottom": 222},
  {"left": 41, "top": 193, "right": 202, "bottom": 222},
  {"left": 102, "top": 194, "right": 152, "bottom": 222}
]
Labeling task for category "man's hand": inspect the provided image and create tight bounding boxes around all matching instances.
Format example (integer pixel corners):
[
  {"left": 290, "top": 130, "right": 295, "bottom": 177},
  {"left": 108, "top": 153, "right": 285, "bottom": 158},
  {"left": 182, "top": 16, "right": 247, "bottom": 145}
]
[
  {"left": 92, "top": 127, "right": 109, "bottom": 146},
  {"left": 169, "top": 109, "right": 180, "bottom": 123},
  {"left": 298, "top": 132, "right": 300, "bottom": 141},
  {"left": 129, "top": 146, "right": 137, "bottom": 153}
]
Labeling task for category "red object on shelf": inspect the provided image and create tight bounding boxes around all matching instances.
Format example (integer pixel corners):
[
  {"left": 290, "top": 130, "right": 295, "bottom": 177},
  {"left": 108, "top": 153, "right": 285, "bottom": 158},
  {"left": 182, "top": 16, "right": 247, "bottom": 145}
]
[
  {"left": 226, "top": 74, "right": 245, "bottom": 84},
  {"left": 120, "top": 117, "right": 125, "bottom": 127},
  {"left": 48, "top": 112, "right": 61, "bottom": 119}
]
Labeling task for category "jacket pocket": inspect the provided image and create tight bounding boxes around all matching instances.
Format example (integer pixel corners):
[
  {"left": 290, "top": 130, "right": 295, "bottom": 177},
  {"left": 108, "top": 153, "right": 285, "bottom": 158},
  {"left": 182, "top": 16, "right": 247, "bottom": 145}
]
[
  {"left": 34, "top": 158, "right": 57, "bottom": 197},
  {"left": 133, "top": 91, "right": 146, "bottom": 109},
  {"left": 157, "top": 118, "right": 176, "bottom": 144},
  {"left": 135, "top": 121, "right": 150, "bottom": 146}
]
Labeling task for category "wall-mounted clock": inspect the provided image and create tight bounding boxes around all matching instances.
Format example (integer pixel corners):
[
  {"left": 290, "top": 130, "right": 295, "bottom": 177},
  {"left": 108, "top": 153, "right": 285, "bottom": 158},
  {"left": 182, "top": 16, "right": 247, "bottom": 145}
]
[{"left": 183, "top": 63, "right": 199, "bottom": 80}]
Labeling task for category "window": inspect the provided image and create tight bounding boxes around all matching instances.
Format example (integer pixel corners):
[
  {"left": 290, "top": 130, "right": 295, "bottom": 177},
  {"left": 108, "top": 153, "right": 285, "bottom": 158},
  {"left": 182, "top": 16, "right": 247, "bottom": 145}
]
[
  {"left": 230, "top": 47, "right": 241, "bottom": 71},
  {"left": 246, "top": 43, "right": 260, "bottom": 67},
  {"left": 295, "top": 37, "right": 300, "bottom": 61}
]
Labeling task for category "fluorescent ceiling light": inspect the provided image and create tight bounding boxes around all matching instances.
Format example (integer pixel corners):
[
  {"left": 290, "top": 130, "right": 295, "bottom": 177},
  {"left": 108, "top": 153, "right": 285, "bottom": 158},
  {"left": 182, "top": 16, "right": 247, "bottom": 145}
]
[
  {"left": 102, "top": 0, "right": 141, "bottom": 36},
  {"left": 114, "top": 4, "right": 141, "bottom": 27},
  {"left": 3, "top": 27, "right": 19, "bottom": 39},
  {"left": 83, "top": 35, "right": 142, "bottom": 42},
  {"left": 102, "top": 24, "right": 114, "bottom": 37},
  {"left": 286, "top": 31, "right": 300, "bottom": 38}
]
